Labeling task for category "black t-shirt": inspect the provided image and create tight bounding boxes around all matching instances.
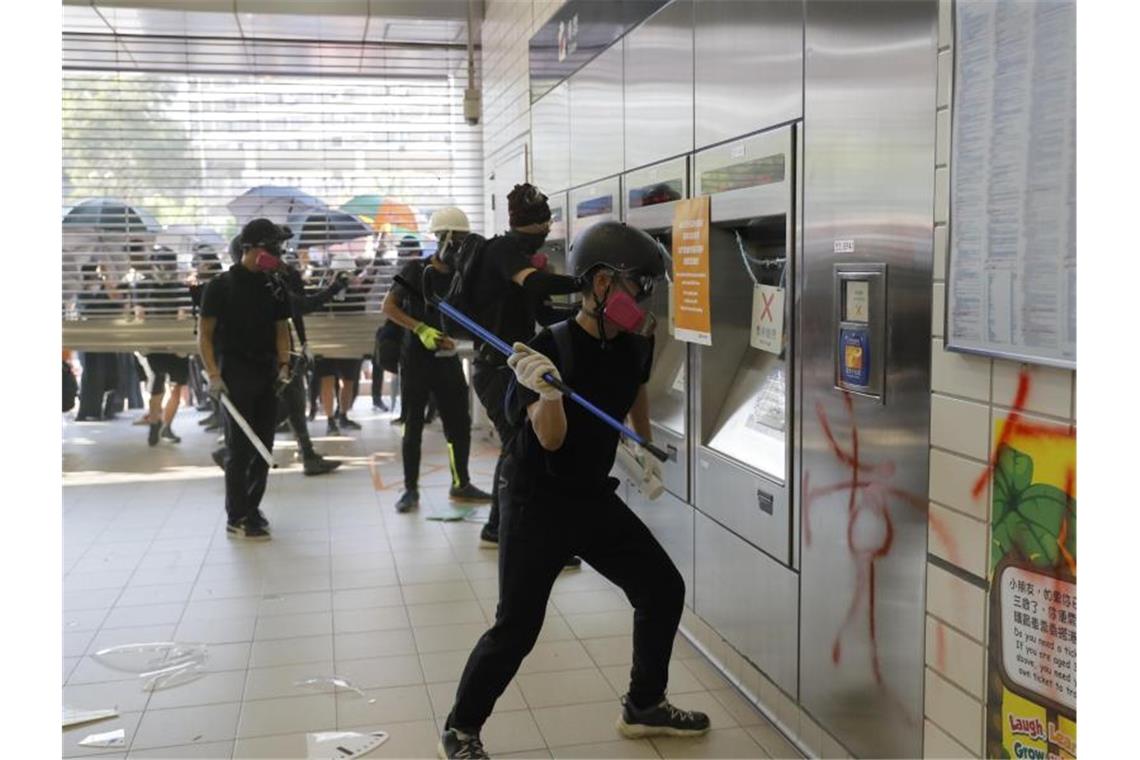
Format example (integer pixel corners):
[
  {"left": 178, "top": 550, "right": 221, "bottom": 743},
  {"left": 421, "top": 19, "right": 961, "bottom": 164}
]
[
  {"left": 470, "top": 232, "right": 546, "bottom": 353},
  {"left": 393, "top": 258, "right": 455, "bottom": 363},
  {"left": 200, "top": 265, "right": 290, "bottom": 372},
  {"left": 508, "top": 318, "right": 653, "bottom": 498}
]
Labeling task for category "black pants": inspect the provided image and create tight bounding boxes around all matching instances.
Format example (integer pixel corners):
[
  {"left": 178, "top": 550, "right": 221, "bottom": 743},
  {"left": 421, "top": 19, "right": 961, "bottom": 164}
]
[
  {"left": 76, "top": 352, "right": 120, "bottom": 420},
  {"left": 221, "top": 365, "right": 277, "bottom": 526},
  {"left": 447, "top": 485, "right": 685, "bottom": 731},
  {"left": 472, "top": 359, "right": 515, "bottom": 532},
  {"left": 275, "top": 361, "right": 315, "bottom": 459},
  {"left": 401, "top": 355, "right": 472, "bottom": 491}
]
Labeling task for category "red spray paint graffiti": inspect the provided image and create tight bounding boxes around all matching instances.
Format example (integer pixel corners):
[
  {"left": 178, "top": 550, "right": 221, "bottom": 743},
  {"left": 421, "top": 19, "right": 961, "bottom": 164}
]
[{"left": 803, "top": 391, "right": 959, "bottom": 714}]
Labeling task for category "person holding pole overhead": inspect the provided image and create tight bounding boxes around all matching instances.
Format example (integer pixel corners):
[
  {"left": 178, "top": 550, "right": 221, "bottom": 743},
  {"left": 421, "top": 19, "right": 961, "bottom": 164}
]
[
  {"left": 198, "top": 218, "right": 293, "bottom": 541},
  {"left": 438, "top": 221, "right": 707, "bottom": 759}
]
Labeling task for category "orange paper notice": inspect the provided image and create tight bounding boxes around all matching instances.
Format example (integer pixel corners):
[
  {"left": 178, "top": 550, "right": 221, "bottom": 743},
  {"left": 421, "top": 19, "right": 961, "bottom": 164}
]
[{"left": 671, "top": 196, "right": 712, "bottom": 345}]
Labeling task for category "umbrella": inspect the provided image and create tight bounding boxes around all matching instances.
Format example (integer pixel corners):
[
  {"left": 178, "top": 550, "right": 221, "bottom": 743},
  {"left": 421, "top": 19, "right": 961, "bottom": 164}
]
[
  {"left": 339, "top": 195, "right": 420, "bottom": 234},
  {"left": 286, "top": 210, "right": 373, "bottom": 250},
  {"left": 227, "top": 185, "right": 325, "bottom": 226},
  {"left": 341, "top": 194, "right": 384, "bottom": 224},
  {"left": 62, "top": 198, "right": 161, "bottom": 281},
  {"left": 154, "top": 225, "right": 227, "bottom": 259}
]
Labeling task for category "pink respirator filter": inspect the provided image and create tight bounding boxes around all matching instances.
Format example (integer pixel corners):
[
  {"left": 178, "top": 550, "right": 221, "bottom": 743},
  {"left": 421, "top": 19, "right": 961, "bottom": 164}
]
[{"left": 604, "top": 290, "right": 647, "bottom": 333}]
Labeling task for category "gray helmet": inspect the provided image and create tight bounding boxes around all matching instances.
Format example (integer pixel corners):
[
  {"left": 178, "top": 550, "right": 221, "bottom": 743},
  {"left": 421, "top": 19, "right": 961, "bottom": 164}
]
[{"left": 568, "top": 221, "right": 667, "bottom": 297}]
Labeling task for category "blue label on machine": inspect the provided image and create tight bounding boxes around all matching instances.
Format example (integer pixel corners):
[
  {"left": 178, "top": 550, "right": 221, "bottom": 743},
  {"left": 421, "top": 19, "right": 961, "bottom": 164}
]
[{"left": 840, "top": 328, "right": 871, "bottom": 387}]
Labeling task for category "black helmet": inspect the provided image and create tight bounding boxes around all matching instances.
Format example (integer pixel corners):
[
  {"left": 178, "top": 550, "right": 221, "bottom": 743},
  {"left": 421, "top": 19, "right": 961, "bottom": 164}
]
[
  {"left": 568, "top": 221, "right": 667, "bottom": 296},
  {"left": 239, "top": 218, "right": 293, "bottom": 248}
]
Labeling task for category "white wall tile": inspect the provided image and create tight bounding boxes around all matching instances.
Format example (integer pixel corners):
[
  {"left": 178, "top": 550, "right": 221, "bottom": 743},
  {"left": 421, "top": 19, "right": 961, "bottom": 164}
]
[
  {"left": 935, "top": 166, "right": 950, "bottom": 224},
  {"left": 929, "top": 448, "right": 989, "bottom": 520},
  {"left": 939, "top": 0, "right": 953, "bottom": 50},
  {"left": 938, "top": 50, "right": 953, "bottom": 109},
  {"left": 936, "top": 108, "right": 951, "bottom": 166},
  {"left": 932, "top": 282, "right": 946, "bottom": 338},
  {"left": 925, "top": 615, "right": 986, "bottom": 700},
  {"left": 929, "top": 503, "right": 988, "bottom": 580},
  {"left": 924, "top": 668, "right": 983, "bottom": 755},
  {"left": 926, "top": 563, "right": 986, "bottom": 642},
  {"left": 991, "top": 360, "right": 1074, "bottom": 419},
  {"left": 924, "top": 718, "right": 975, "bottom": 759},
  {"left": 934, "top": 224, "right": 948, "bottom": 281},
  {"left": 930, "top": 395, "right": 990, "bottom": 461},
  {"left": 932, "top": 338, "right": 991, "bottom": 403}
]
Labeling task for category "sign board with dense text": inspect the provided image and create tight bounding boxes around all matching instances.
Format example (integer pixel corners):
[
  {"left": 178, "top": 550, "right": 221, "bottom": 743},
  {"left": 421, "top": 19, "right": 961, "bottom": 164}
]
[{"left": 671, "top": 197, "right": 712, "bottom": 346}]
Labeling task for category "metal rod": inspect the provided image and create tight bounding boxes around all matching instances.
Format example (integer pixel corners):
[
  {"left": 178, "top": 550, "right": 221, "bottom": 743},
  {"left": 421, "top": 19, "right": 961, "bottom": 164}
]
[
  {"left": 218, "top": 393, "right": 277, "bottom": 469},
  {"left": 394, "top": 274, "right": 668, "bottom": 462}
]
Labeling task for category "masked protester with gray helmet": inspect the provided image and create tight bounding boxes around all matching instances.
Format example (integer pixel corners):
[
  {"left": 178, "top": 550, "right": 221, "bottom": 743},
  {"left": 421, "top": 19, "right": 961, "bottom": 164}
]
[
  {"left": 466, "top": 184, "right": 584, "bottom": 561},
  {"left": 198, "top": 218, "right": 294, "bottom": 540},
  {"left": 438, "top": 221, "right": 709, "bottom": 760}
]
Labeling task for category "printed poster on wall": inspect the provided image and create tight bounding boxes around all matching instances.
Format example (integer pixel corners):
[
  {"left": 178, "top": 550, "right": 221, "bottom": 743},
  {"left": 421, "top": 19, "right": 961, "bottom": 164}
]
[
  {"left": 671, "top": 196, "right": 712, "bottom": 346},
  {"left": 986, "top": 415, "right": 1076, "bottom": 759}
]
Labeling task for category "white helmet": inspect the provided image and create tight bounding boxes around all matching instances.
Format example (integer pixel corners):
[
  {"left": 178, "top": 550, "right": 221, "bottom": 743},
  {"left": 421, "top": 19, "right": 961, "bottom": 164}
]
[{"left": 429, "top": 207, "right": 470, "bottom": 234}]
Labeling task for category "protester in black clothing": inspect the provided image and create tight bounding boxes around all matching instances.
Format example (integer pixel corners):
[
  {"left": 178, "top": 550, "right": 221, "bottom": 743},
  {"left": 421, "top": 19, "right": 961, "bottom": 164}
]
[
  {"left": 198, "top": 219, "right": 293, "bottom": 541},
  {"left": 465, "top": 186, "right": 583, "bottom": 553},
  {"left": 75, "top": 263, "right": 126, "bottom": 421},
  {"left": 381, "top": 212, "right": 492, "bottom": 513},
  {"left": 438, "top": 222, "right": 708, "bottom": 760},
  {"left": 138, "top": 249, "right": 193, "bottom": 445}
]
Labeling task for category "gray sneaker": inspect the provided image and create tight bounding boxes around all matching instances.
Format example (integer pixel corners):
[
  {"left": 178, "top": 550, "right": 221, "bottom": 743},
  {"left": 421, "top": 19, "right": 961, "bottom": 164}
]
[
  {"left": 438, "top": 727, "right": 488, "bottom": 759},
  {"left": 615, "top": 694, "right": 710, "bottom": 738}
]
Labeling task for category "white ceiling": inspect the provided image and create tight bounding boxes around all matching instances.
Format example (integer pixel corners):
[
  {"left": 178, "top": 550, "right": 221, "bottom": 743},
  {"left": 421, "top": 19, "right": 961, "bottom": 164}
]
[{"left": 62, "top": 1, "right": 478, "bottom": 45}]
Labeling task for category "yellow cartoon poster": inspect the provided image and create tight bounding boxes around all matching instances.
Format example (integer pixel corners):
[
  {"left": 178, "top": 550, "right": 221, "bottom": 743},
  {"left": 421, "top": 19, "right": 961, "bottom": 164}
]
[{"left": 986, "top": 413, "right": 1076, "bottom": 759}]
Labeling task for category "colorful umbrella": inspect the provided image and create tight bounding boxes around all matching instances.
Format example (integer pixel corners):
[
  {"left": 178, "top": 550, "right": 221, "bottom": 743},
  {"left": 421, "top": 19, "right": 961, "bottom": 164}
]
[{"left": 339, "top": 195, "right": 420, "bottom": 234}]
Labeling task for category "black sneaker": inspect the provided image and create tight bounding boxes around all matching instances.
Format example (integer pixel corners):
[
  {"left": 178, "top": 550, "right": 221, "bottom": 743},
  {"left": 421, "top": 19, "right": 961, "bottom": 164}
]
[
  {"left": 338, "top": 414, "right": 362, "bottom": 430},
  {"left": 327, "top": 419, "right": 341, "bottom": 436},
  {"left": 211, "top": 447, "right": 226, "bottom": 469},
  {"left": 449, "top": 483, "right": 493, "bottom": 503},
  {"left": 160, "top": 425, "right": 181, "bottom": 443},
  {"left": 252, "top": 510, "right": 270, "bottom": 530},
  {"left": 303, "top": 455, "right": 342, "bottom": 476},
  {"left": 563, "top": 556, "right": 583, "bottom": 570},
  {"left": 615, "top": 694, "right": 710, "bottom": 739},
  {"left": 395, "top": 489, "right": 419, "bottom": 514},
  {"left": 479, "top": 524, "right": 498, "bottom": 548},
  {"left": 226, "top": 520, "right": 271, "bottom": 541},
  {"left": 438, "top": 727, "right": 488, "bottom": 760},
  {"left": 147, "top": 421, "right": 162, "bottom": 446},
  {"left": 373, "top": 400, "right": 389, "bottom": 412}
]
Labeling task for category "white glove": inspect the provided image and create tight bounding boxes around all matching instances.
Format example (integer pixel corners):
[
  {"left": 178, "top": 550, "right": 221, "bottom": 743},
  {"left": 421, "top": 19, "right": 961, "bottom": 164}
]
[
  {"left": 301, "top": 343, "right": 315, "bottom": 366},
  {"left": 207, "top": 375, "right": 228, "bottom": 401},
  {"left": 620, "top": 439, "right": 665, "bottom": 501},
  {"left": 507, "top": 342, "right": 562, "bottom": 401}
]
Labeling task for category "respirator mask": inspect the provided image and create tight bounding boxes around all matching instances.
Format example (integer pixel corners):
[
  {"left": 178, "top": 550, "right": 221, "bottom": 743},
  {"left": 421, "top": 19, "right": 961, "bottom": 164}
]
[
  {"left": 597, "top": 270, "right": 657, "bottom": 337},
  {"left": 253, "top": 247, "right": 282, "bottom": 272}
]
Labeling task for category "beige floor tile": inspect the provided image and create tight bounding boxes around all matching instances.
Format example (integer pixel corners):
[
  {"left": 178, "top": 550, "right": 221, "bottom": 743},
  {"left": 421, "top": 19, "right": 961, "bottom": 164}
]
[
  {"left": 745, "top": 723, "right": 805, "bottom": 759},
  {"left": 407, "top": 600, "right": 488, "bottom": 627},
  {"left": 552, "top": 590, "right": 631, "bottom": 616},
  {"left": 63, "top": 677, "right": 152, "bottom": 713},
  {"left": 516, "top": 668, "right": 618, "bottom": 709},
  {"left": 249, "top": 635, "right": 333, "bottom": 668},
  {"left": 114, "top": 583, "right": 194, "bottom": 608},
  {"left": 681, "top": 656, "right": 735, "bottom": 692},
  {"left": 257, "top": 591, "right": 332, "bottom": 617},
  {"left": 174, "top": 616, "right": 257, "bottom": 645},
  {"left": 127, "top": 740, "right": 235, "bottom": 758},
  {"left": 518, "top": 640, "right": 595, "bottom": 675},
  {"left": 419, "top": 649, "right": 473, "bottom": 684},
  {"left": 181, "top": 597, "right": 260, "bottom": 622},
  {"left": 253, "top": 611, "right": 333, "bottom": 641},
  {"left": 482, "top": 709, "right": 548, "bottom": 754},
  {"left": 145, "top": 669, "right": 247, "bottom": 711},
  {"left": 413, "top": 622, "right": 488, "bottom": 654},
  {"left": 132, "top": 702, "right": 242, "bottom": 750},
  {"left": 426, "top": 679, "right": 527, "bottom": 717},
  {"left": 333, "top": 605, "right": 410, "bottom": 634},
  {"left": 333, "top": 654, "right": 425, "bottom": 690},
  {"left": 236, "top": 694, "right": 336, "bottom": 739},
  {"left": 231, "top": 731, "right": 308, "bottom": 759},
  {"left": 205, "top": 643, "right": 252, "bottom": 673},
  {"left": 599, "top": 660, "right": 704, "bottom": 697},
  {"left": 708, "top": 688, "right": 769, "bottom": 728},
  {"left": 65, "top": 630, "right": 97, "bottom": 658},
  {"left": 334, "top": 684, "right": 435, "bottom": 727},
  {"left": 243, "top": 660, "right": 336, "bottom": 702},
  {"left": 334, "top": 628, "right": 417, "bottom": 660},
  {"left": 340, "top": 718, "right": 439, "bottom": 759},
  {"left": 535, "top": 615, "right": 577, "bottom": 644},
  {"left": 582, "top": 636, "right": 634, "bottom": 668},
  {"left": 550, "top": 739, "right": 660, "bottom": 759},
  {"left": 397, "top": 563, "right": 468, "bottom": 585},
  {"left": 399, "top": 581, "right": 475, "bottom": 605},
  {"left": 331, "top": 586, "right": 405, "bottom": 611},
  {"left": 652, "top": 727, "right": 768, "bottom": 759},
  {"left": 564, "top": 611, "right": 634, "bottom": 640},
  {"left": 533, "top": 701, "right": 628, "bottom": 748},
  {"left": 101, "top": 603, "right": 186, "bottom": 630}
]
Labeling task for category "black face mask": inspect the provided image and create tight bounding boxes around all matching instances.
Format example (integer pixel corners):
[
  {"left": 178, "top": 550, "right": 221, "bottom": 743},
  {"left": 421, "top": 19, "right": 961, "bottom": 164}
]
[{"left": 512, "top": 230, "right": 548, "bottom": 250}]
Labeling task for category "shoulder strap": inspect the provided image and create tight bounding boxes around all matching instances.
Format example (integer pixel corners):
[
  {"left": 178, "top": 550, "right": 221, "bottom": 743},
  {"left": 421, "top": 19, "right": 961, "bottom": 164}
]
[{"left": 549, "top": 320, "right": 574, "bottom": 381}]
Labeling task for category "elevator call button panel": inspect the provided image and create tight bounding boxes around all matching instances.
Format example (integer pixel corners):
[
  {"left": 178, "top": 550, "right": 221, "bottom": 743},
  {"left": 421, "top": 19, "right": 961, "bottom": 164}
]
[{"left": 834, "top": 263, "right": 887, "bottom": 401}]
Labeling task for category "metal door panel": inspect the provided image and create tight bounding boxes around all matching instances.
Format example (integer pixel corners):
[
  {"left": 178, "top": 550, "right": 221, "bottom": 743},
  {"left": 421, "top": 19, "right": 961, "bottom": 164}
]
[
  {"left": 695, "top": 128, "right": 793, "bottom": 224},
  {"left": 532, "top": 82, "right": 570, "bottom": 194},
  {"left": 628, "top": 488, "right": 695, "bottom": 610},
  {"left": 568, "top": 177, "right": 621, "bottom": 243},
  {"left": 694, "top": 0, "right": 803, "bottom": 149},
  {"left": 623, "top": 0, "right": 694, "bottom": 170},
  {"left": 569, "top": 44, "right": 624, "bottom": 188},
  {"left": 695, "top": 447, "right": 789, "bottom": 565},
  {"left": 693, "top": 510, "right": 798, "bottom": 696},
  {"left": 624, "top": 155, "right": 689, "bottom": 231},
  {"left": 798, "top": 1, "right": 937, "bottom": 757}
]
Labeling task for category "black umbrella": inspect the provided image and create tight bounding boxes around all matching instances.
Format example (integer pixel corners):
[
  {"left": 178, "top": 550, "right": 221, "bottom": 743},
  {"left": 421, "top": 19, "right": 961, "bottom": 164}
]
[{"left": 286, "top": 210, "right": 372, "bottom": 249}]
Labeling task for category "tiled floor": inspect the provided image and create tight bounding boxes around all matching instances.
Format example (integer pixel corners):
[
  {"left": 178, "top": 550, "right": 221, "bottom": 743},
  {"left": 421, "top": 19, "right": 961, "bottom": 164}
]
[{"left": 63, "top": 402, "right": 803, "bottom": 759}]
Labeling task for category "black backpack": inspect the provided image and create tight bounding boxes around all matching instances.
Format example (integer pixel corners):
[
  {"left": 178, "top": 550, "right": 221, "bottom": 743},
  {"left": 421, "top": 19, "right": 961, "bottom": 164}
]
[{"left": 438, "top": 232, "right": 489, "bottom": 338}]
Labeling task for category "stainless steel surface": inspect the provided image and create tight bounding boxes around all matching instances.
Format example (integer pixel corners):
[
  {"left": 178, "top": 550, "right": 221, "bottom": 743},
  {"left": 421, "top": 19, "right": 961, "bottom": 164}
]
[
  {"left": 569, "top": 44, "right": 624, "bottom": 188},
  {"left": 696, "top": 128, "right": 793, "bottom": 224},
  {"left": 695, "top": 449, "right": 790, "bottom": 565},
  {"left": 694, "top": 509, "right": 799, "bottom": 696},
  {"left": 623, "top": 0, "right": 694, "bottom": 170},
  {"left": 799, "top": 1, "right": 936, "bottom": 756},
  {"left": 568, "top": 176, "right": 621, "bottom": 243},
  {"left": 541, "top": 192, "right": 570, "bottom": 280},
  {"left": 627, "top": 485, "right": 695, "bottom": 610},
  {"left": 694, "top": 0, "right": 803, "bottom": 149},
  {"left": 532, "top": 82, "right": 571, "bottom": 194},
  {"left": 622, "top": 155, "right": 691, "bottom": 501}
]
